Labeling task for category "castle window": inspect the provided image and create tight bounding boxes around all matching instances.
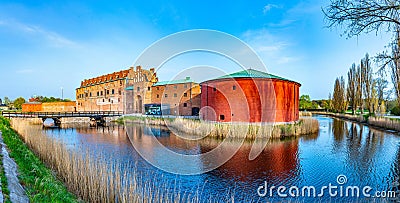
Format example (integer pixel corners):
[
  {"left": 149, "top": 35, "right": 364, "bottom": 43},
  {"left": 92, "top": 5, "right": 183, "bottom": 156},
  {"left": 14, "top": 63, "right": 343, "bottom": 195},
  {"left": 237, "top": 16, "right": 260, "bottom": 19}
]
[
  {"left": 233, "top": 85, "right": 236, "bottom": 90},
  {"left": 183, "top": 93, "right": 187, "bottom": 97},
  {"left": 157, "top": 87, "right": 159, "bottom": 90},
  {"left": 183, "top": 103, "right": 187, "bottom": 107},
  {"left": 184, "top": 84, "right": 187, "bottom": 88},
  {"left": 213, "top": 87, "right": 216, "bottom": 91},
  {"left": 174, "top": 85, "right": 177, "bottom": 89},
  {"left": 112, "top": 89, "right": 115, "bottom": 94},
  {"left": 165, "top": 94, "right": 168, "bottom": 98},
  {"left": 107, "top": 90, "right": 109, "bottom": 95},
  {"left": 148, "top": 87, "right": 151, "bottom": 91},
  {"left": 137, "top": 87, "right": 140, "bottom": 92},
  {"left": 174, "top": 93, "right": 177, "bottom": 97},
  {"left": 157, "top": 94, "right": 159, "bottom": 98},
  {"left": 101, "top": 91, "right": 103, "bottom": 96},
  {"left": 219, "top": 115, "right": 225, "bottom": 120}
]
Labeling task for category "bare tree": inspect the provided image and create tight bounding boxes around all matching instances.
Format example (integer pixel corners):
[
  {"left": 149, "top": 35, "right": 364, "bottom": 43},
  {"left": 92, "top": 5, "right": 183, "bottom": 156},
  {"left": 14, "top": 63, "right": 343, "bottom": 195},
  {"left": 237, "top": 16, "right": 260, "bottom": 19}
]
[
  {"left": 362, "top": 53, "right": 374, "bottom": 113},
  {"left": 324, "top": 0, "right": 400, "bottom": 106},
  {"left": 356, "top": 65, "right": 363, "bottom": 114},
  {"left": 391, "top": 30, "right": 400, "bottom": 107},
  {"left": 323, "top": 0, "right": 400, "bottom": 38},
  {"left": 347, "top": 63, "right": 358, "bottom": 114}
]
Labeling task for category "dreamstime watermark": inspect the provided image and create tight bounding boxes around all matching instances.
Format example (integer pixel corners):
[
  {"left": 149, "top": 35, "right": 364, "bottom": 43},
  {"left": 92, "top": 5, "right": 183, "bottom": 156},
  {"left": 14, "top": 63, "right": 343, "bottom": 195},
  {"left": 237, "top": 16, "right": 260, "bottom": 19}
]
[{"left": 257, "top": 175, "right": 397, "bottom": 199}]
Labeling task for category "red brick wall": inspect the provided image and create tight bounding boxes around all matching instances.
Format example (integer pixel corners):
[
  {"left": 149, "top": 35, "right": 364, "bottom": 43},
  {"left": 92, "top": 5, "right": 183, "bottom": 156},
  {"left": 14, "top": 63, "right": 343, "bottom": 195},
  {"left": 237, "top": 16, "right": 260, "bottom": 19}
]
[
  {"left": 200, "top": 78, "right": 300, "bottom": 123},
  {"left": 22, "top": 103, "right": 42, "bottom": 112},
  {"left": 42, "top": 102, "right": 76, "bottom": 112}
]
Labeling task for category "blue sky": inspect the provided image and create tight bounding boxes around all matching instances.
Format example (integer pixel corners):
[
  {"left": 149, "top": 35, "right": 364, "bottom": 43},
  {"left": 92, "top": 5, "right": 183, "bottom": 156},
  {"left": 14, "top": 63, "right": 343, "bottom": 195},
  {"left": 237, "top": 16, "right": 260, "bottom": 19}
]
[{"left": 0, "top": 0, "right": 392, "bottom": 100}]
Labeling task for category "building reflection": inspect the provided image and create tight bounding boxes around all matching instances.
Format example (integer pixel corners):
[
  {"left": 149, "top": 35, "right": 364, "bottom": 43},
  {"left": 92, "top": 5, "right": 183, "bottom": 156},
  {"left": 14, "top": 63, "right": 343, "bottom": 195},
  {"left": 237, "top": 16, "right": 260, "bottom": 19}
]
[{"left": 200, "top": 139, "right": 300, "bottom": 184}]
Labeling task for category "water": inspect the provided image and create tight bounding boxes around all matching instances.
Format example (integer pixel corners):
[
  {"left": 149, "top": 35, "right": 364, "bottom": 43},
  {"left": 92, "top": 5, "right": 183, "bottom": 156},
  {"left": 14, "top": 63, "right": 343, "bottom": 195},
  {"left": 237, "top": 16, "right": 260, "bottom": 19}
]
[{"left": 26, "top": 115, "right": 400, "bottom": 202}]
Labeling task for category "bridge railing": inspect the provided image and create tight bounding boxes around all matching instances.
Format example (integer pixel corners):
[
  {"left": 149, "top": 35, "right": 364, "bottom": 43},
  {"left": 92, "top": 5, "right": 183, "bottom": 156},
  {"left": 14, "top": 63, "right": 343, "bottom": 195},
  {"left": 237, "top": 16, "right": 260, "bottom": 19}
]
[{"left": 0, "top": 111, "right": 124, "bottom": 118}]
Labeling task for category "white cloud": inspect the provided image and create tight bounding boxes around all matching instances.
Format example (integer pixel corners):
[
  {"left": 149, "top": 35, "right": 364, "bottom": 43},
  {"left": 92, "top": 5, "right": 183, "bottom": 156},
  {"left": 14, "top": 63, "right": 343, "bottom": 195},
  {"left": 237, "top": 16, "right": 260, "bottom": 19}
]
[
  {"left": 263, "top": 4, "right": 280, "bottom": 14},
  {"left": 241, "top": 29, "right": 300, "bottom": 66},
  {"left": 0, "top": 19, "right": 77, "bottom": 48}
]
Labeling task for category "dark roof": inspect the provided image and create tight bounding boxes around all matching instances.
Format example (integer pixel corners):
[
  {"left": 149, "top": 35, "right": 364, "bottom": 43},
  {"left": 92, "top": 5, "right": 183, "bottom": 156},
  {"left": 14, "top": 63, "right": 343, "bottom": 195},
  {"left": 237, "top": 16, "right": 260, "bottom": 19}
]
[{"left": 204, "top": 69, "right": 299, "bottom": 84}]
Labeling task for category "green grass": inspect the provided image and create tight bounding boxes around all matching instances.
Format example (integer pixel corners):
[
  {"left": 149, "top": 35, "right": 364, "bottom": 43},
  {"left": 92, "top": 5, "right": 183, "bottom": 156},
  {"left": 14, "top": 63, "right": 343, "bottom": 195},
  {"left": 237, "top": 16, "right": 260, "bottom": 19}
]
[
  {"left": 0, "top": 116, "right": 78, "bottom": 202},
  {"left": 0, "top": 152, "right": 11, "bottom": 203}
]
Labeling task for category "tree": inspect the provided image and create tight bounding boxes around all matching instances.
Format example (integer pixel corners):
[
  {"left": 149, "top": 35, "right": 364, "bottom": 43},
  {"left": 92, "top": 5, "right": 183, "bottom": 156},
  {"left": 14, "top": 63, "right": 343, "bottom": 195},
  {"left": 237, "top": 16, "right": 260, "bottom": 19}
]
[
  {"left": 375, "top": 71, "right": 389, "bottom": 113},
  {"left": 13, "top": 97, "right": 25, "bottom": 109},
  {"left": 361, "top": 54, "right": 374, "bottom": 113},
  {"left": 347, "top": 63, "right": 358, "bottom": 114},
  {"left": 323, "top": 0, "right": 400, "bottom": 38},
  {"left": 328, "top": 93, "right": 333, "bottom": 111},
  {"left": 300, "top": 95, "right": 312, "bottom": 109},
  {"left": 333, "top": 77, "right": 347, "bottom": 112},
  {"left": 390, "top": 31, "right": 400, "bottom": 107},
  {"left": 3, "top": 97, "right": 10, "bottom": 105},
  {"left": 355, "top": 65, "right": 363, "bottom": 113},
  {"left": 324, "top": 0, "right": 400, "bottom": 107}
]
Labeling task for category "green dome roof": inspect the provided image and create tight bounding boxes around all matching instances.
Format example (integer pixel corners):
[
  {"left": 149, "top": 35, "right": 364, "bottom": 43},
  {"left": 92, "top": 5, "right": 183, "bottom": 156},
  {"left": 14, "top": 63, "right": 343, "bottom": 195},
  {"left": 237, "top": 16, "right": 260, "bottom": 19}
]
[{"left": 208, "top": 69, "right": 298, "bottom": 83}]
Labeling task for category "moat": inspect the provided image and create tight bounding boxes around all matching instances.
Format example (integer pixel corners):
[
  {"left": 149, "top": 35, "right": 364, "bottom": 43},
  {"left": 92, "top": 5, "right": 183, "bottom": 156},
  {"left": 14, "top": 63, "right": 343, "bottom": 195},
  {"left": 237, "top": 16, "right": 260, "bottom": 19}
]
[{"left": 15, "top": 115, "right": 400, "bottom": 201}]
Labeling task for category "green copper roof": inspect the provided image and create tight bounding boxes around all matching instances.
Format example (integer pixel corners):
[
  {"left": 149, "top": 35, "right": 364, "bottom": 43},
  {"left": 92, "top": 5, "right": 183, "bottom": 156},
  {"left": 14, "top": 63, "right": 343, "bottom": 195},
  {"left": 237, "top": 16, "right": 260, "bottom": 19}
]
[
  {"left": 153, "top": 77, "right": 195, "bottom": 86},
  {"left": 125, "top": 86, "right": 134, "bottom": 90},
  {"left": 212, "top": 69, "right": 297, "bottom": 83}
]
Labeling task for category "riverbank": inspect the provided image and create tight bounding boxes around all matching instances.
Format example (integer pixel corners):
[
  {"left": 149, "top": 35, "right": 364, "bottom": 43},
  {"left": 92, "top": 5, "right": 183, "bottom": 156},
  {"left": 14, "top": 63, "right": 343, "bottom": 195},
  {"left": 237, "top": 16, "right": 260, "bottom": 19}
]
[
  {"left": 313, "top": 112, "right": 400, "bottom": 132},
  {"left": 118, "top": 115, "right": 319, "bottom": 139},
  {"left": 0, "top": 117, "right": 78, "bottom": 202}
]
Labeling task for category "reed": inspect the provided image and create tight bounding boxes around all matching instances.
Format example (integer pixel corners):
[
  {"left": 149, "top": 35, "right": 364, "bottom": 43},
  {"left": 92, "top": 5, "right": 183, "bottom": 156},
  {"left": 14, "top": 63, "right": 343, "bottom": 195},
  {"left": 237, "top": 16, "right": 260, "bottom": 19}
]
[
  {"left": 368, "top": 116, "right": 400, "bottom": 132},
  {"left": 299, "top": 111, "right": 312, "bottom": 117},
  {"left": 122, "top": 116, "right": 319, "bottom": 139},
  {"left": 315, "top": 112, "right": 400, "bottom": 132}
]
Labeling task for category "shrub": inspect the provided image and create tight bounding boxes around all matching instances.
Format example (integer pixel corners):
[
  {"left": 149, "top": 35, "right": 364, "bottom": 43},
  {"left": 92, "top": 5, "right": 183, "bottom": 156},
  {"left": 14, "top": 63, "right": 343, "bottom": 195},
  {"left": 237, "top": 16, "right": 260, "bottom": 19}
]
[{"left": 391, "top": 106, "right": 400, "bottom": 116}]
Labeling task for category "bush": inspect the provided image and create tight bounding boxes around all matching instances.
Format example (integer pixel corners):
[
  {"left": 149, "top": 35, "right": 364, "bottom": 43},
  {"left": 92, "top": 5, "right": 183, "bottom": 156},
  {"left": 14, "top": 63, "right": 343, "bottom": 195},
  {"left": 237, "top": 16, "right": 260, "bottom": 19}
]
[{"left": 391, "top": 106, "right": 400, "bottom": 116}]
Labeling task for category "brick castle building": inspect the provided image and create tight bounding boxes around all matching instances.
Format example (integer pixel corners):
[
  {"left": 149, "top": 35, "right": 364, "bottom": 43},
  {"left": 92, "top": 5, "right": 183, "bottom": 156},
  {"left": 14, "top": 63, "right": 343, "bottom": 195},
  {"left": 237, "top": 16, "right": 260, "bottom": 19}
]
[
  {"left": 76, "top": 69, "right": 129, "bottom": 111},
  {"left": 75, "top": 67, "right": 300, "bottom": 122}
]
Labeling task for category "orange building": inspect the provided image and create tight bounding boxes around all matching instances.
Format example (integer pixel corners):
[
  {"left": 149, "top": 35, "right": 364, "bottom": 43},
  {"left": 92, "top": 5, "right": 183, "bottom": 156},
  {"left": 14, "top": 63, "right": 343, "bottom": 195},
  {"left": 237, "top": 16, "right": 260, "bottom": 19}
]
[
  {"left": 76, "top": 69, "right": 129, "bottom": 112},
  {"left": 149, "top": 77, "right": 201, "bottom": 116},
  {"left": 200, "top": 69, "right": 300, "bottom": 123},
  {"left": 22, "top": 102, "right": 76, "bottom": 112}
]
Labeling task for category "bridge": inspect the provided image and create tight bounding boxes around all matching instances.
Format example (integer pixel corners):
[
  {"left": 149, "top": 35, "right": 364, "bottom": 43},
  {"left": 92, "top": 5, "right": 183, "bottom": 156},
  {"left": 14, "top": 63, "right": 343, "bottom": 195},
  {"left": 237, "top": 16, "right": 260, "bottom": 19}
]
[{"left": 0, "top": 111, "right": 123, "bottom": 127}]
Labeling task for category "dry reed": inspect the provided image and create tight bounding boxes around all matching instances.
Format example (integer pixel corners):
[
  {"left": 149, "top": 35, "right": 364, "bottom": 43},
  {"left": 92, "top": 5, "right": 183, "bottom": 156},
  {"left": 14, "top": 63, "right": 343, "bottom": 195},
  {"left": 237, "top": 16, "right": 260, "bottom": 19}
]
[
  {"left": 299, "top": 111, "right": 312, "bottom": 117},
  {"left": 123, "top": 116, "right": 319, "bottom": 139}
]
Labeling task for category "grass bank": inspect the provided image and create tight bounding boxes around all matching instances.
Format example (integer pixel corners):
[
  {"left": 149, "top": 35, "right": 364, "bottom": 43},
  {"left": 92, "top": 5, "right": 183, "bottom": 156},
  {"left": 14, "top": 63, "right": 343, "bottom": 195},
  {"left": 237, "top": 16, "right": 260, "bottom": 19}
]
[
  {"left": 0, "top": 117, "right": 77, "bottom": 202},
  {"left": 313, "top": 112, "right": 400, "bottom": 132},
  {"left": 119, "top": 116, "right": 319, "bottom": 139}
]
